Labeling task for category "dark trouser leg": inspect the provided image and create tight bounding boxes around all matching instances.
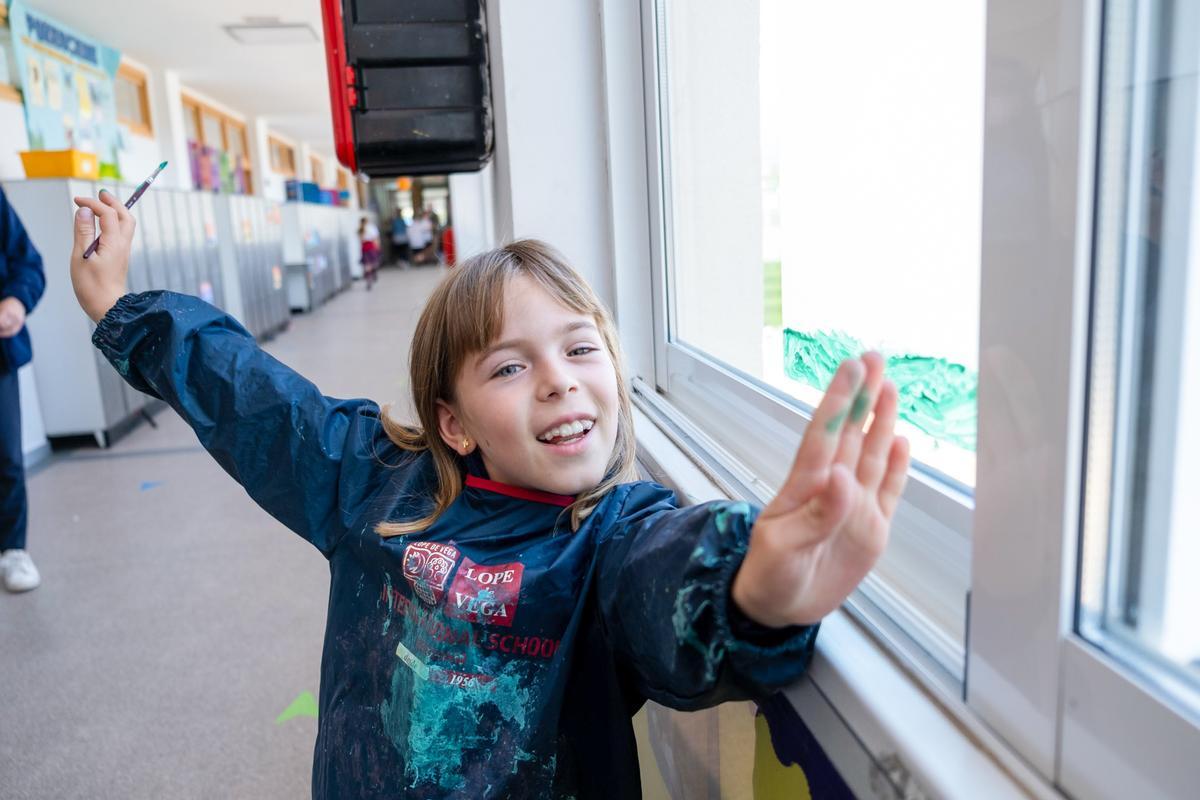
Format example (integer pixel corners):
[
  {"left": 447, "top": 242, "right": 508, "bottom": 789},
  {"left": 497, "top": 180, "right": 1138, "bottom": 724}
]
[{"left": 0, "top": 369, "right": 27, "bottom": 551}]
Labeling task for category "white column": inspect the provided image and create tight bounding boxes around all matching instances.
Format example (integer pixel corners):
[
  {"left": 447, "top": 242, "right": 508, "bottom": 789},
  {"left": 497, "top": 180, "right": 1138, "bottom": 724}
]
[
  {"left": 298, "top": 143, "right": 314, "bottom": 182},
  {"left": 485, "top": 0, "right": 614, "bottom": 305},
  {"left": 449, "top": 164, "right": 496, "bottom": 261},
  {"left": 249, "top": 117, "right": 273, "bottom": 199},
  {"left": 155, "top": 70, "right": 193, "bottom": 190},
  {"left": 253, "top": 117, "right": 287, "bottom": 202}
]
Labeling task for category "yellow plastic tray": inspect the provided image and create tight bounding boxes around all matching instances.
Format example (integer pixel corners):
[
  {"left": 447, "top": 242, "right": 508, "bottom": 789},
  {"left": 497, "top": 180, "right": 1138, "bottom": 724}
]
[{"left": 19, "top": 149, "right": 100, "bottom": 180}]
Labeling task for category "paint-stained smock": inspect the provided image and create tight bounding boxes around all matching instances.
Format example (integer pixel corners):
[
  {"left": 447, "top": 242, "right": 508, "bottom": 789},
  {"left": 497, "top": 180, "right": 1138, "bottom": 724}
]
[{"left": 92, "top": 291, "right": 819, "bottom": 799}]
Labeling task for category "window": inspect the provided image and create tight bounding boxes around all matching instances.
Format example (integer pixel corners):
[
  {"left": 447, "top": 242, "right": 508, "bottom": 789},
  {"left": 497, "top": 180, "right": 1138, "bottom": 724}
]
[
  {"left": 182, "top": 98, "right": 201, "bottom": 143},
  {"left": 269, "top": 135, "right": 296, "bottom": 176},
  {"left": 224, "top": 118, "right": 252, "bottom": 194},
  {"left": 1081, "top": 0, "right": 1200, "bottom": 702},
  {"left": 648, "top": 0, "right": 983, "bottom": 679},
  {"left": 1057, "top": 0, "right": 1200, "bottom": 795},
  {"left": 201, "top": 109, "right": 224, "bottom": 150},
  {"left": 181, "top": 93, "right": 252, "bottom": 195},
  {"left": 626, "top": 0, "right": 1198, "bottom": 794},
  {"left": 115, "top": 62, "right": 152, "bottom": 137},
  {"left": 659, "top": 0, "right": 983, "bottom": 491}
]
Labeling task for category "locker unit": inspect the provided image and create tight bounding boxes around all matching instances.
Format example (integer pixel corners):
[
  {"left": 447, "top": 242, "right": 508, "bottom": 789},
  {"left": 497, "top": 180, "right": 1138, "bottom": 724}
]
[
  {"left": 281, "top": 202, "right": 356, "bottom": 313},
  {"left": 0, "top": 180, "right": 214, "bottom": 443},
  {"left": 211, "top": 194, "right": 289, "bottom": 340}
]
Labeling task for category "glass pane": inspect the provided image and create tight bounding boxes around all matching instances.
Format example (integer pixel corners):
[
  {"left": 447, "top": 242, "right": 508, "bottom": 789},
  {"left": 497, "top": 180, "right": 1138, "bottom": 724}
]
[
  {"left": 226, "top": 123, "right": 245, "bottom": 158},
  {"left": 114, "top": 73, "right": 144, "bottom": 126},
  {"left": 1080, "top": 0, "right": 1200, "bottom": 708},
  {"left": 661, "top": 0, "right": 984, "bottom": 488},
  {"left": 201, "top": 111, "right": 223, "bottom": 150},
  {"left": 183, "top": 104, "right": 200, "bottom": 143}
]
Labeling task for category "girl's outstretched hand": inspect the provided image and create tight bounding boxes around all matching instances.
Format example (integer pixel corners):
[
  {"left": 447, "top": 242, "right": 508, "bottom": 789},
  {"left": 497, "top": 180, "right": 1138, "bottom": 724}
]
[
  {"left": 71, "top": 190, "right": 134, "bottom": 323},
  {"left": 731, "top": 352, "right": 910, "bottom": 627}
]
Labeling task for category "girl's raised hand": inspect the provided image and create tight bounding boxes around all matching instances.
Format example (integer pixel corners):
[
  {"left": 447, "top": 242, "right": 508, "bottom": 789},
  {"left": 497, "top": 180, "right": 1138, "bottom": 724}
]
[
  {"left": 731, "top": 352, "right": 910, "bottom": 627},
  {"left": 71, "top": 190, "right": 134, "bottom": 323}
]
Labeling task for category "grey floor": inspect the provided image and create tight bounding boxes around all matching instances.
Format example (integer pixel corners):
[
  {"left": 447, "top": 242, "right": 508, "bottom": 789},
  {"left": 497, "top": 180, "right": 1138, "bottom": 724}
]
[{"left": 1, "top": 266, "right": 446, "bottom": 800}]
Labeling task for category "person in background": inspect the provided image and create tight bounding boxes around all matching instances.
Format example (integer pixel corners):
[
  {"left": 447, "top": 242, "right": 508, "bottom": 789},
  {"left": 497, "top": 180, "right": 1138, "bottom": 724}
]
[
  {"left": 358, "top": 216, "right": 381, "bottom": 290},
  {"left": 0, "top": 186, "right": 46, "bottom": 593},
  {"left": 427, "top": 207, "right": 442, "bottom": 258},
  {"left": 390, "top": 211, "right": 410, "bottom": 267},
  {"left": 408, "top": 211, "right": 432, "bottom": 265}
]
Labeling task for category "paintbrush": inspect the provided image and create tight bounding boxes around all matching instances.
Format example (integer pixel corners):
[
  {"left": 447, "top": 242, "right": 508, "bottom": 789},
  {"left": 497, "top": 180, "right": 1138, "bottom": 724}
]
[{"left": 82, "top": 160, "right": 168, "bottom": 259}]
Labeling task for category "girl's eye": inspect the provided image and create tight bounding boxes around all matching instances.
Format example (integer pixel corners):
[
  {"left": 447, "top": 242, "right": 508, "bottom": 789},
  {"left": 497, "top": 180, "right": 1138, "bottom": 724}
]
[
  {"left": 493, "top": 363, "right": 522, "bottom": 379},
  {"left": 568, "top": 346, "right": 598, "bottom": 357}
]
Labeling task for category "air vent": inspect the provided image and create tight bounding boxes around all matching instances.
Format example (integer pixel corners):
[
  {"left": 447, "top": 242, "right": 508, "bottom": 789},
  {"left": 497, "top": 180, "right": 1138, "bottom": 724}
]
[{"left": 224, "top": 23, "right": 319, "bottom": 45}]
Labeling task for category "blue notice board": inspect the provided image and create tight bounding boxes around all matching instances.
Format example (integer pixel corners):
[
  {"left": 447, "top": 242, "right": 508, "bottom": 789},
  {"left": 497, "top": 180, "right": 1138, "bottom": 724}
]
[{"left": 7, "top": 1, "right": 122, "bottom": 165}]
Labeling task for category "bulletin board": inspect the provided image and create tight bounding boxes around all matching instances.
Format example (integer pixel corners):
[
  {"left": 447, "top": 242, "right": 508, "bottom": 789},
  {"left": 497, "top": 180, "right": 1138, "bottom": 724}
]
[{"left": 7, "top": 1, "right": 122, "bottom": 167}]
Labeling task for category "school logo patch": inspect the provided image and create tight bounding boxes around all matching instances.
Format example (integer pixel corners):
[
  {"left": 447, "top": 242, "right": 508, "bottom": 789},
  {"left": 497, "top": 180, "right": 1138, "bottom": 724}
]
[
  {"left": 401, "top": 542, "right": 460, "bottom": 605},
  {"left": 446, "top": 557, "right": 524, "bottom": 628}
]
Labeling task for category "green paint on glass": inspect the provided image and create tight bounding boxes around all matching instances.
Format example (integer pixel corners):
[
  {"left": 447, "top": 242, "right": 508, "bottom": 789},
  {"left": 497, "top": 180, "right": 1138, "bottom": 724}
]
[
  {"left": 782, "top": 328, "right": 977, "bottom": 451},
  {"left": 275, "top": 691, "right": 318, "bottom": 724}
]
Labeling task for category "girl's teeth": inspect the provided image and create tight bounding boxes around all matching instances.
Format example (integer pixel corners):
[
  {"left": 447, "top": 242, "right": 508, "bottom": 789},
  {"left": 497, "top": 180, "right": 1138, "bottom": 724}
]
[{"left": 538, "top": 419, "right": 595, "bottom": 442}]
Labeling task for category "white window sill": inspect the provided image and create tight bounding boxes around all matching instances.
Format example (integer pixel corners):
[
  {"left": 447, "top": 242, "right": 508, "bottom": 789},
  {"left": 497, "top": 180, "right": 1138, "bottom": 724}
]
[{"left": 633, "top": 404, "right": 1058, "bottom": 799}]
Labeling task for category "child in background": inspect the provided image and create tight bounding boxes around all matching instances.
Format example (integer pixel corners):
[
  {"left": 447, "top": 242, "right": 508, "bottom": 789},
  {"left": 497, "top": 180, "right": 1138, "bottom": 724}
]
[
  {"left": 358, "top": 216, "right": 381, "bottom": 289},
  {"left": 390, "top": 211, "right": 410, "bottom": 267},
  {"left": 70, "top": 191, "right": 908, "bottom": 798}
]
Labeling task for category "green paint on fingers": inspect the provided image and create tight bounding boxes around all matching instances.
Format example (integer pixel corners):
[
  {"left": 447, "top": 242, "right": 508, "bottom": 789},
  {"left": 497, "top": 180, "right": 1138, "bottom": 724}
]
[
  {"left": 275, "top": 691, "right": 318, "bottom": 724},
  {"left": 850, "top": 389, "right": 871, "bottom": 423},
  {"left": 825, "top": 408, "right": 849, "bottom": 434}
]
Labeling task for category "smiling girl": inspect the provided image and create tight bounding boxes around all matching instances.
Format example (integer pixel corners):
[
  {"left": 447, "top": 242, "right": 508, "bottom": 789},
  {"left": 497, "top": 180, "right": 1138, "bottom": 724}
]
[{"left": 70, "top": 191, "right": 908, "bottom": 798}]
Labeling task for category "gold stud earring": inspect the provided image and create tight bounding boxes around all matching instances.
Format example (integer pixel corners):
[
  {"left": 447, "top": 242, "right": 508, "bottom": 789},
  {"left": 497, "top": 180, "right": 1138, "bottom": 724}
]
[{"left": 462, "top": 438, "right": 470, "bottom": 452}]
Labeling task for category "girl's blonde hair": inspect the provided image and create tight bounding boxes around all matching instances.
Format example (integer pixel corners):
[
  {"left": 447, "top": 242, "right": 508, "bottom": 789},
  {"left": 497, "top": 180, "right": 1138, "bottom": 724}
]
[{"left": 376, "top": 239, "right": 639, "bottom": 537}]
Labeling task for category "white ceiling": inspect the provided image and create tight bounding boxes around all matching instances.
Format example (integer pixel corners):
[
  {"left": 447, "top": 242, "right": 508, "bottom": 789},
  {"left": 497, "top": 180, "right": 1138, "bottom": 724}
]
[{"left": 28, "top": 0, "right": 337, "bottom": 154}]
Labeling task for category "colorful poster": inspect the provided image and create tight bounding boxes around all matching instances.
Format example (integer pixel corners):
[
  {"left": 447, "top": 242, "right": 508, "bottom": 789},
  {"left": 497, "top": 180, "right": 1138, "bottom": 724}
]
[
  {"left": 7, "top": 1, "right": 121, "bottom": 169},
  {"left": 43, "top": 58, "right": 61, "bottom": 109}
]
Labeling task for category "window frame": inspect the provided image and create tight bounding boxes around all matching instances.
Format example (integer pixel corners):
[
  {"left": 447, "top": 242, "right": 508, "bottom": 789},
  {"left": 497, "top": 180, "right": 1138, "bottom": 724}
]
[
  {"left": 115, "top": 61, "right": 153, "bottom": 138},
  {"left": 605, "top": 0, "right": 1199, "bottom": 793},
  {"left": 181, "top": 92, "right": 253, "bottom": 195},
  {"left": 638, "top": 0, "right": 975, "bottom": 687},
  {"left": 1054, "top": 0, "right": 1200, "bottom": 795},
  {"left": 268, "top": 134, "right": 297, "bottom": 177}
]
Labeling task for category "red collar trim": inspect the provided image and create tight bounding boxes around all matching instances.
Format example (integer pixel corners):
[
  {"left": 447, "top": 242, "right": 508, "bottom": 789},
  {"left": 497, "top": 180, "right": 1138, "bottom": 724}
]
[{"left": 465, "top": 475, "right": 575, "bottom": 507}]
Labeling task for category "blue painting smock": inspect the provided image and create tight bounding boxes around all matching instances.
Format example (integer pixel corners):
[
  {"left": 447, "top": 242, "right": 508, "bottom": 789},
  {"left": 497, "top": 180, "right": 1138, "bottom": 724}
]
[{"left": 92, "top": 291, "right": 818, "bottom": 799}]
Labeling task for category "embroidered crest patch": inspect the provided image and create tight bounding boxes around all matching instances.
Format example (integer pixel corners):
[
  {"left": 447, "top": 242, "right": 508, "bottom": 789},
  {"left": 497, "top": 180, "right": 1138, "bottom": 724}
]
[{"left": 401, "top": 542, "right": 460, "bottom": 605}]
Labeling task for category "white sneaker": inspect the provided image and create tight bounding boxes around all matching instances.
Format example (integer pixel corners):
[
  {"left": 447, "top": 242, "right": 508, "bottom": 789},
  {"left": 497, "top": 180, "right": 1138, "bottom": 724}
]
[{"left": 0, "top": 549, "right": 41, "bottom": 592}]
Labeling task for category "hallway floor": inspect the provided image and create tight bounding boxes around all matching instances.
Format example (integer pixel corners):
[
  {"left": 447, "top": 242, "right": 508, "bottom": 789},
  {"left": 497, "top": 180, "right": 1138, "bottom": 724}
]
[{"left": 1, "top": 266, "right": 446, "bottom": 799}]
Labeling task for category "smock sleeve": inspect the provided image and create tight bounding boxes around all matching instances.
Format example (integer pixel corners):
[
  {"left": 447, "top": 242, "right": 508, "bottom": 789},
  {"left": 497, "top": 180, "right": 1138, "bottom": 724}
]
[
  {"left": 595, "top": 482, "right": 819, "bottom": 710},
  {"left": 92, "top": 290, "right": 393, "bottom": 554},
  {"left": 0, "top": 188, "right": 46, "bottom": 314}
]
